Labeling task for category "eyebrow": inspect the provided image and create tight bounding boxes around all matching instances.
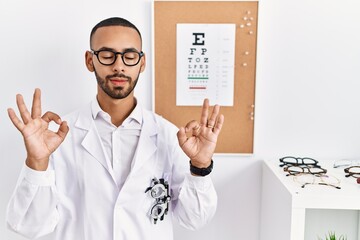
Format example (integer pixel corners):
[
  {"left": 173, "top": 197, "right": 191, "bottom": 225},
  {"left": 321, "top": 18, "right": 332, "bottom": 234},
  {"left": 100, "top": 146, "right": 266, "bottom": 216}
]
[{"left": 96, "top": 46, "right": 140, "bottom": 52}]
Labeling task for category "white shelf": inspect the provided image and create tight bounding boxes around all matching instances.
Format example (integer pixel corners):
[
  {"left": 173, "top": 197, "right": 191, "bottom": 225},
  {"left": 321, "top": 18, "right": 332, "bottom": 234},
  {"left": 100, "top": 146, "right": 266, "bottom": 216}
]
[{"left": 260, "top": 159, "right": 360, "bottom": 240}]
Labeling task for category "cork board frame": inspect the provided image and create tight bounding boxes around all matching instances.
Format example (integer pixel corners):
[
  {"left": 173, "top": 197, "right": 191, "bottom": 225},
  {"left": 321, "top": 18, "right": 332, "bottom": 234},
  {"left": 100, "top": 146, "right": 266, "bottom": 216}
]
[{"left": 153, "top": 1, "right": 258, "bottom": 153}]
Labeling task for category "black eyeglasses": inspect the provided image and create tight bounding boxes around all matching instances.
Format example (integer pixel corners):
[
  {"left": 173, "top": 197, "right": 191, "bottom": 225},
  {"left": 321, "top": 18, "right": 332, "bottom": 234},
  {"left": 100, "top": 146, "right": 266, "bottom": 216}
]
[
  {"left": 91, "top": 49, "right": 144, "bottom": 66},
  {"left": 279, "top": 156, "right": 319, "bottom": 167},
  {"left": 344, "top": 166, "right": 360, "bottom": 178}
]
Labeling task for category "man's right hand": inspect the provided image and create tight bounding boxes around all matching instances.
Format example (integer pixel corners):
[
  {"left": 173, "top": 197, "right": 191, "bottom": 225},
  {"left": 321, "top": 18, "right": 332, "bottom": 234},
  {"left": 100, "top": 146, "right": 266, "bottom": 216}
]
[{"left": 7, "top": 88, "right": 69, "bottom": 171}]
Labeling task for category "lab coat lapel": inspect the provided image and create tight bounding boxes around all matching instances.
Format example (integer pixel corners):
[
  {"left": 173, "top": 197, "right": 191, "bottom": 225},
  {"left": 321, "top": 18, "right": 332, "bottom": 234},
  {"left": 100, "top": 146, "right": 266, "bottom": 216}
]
[
  {"left": 131, "top": 109, "right": 158, "bottom": 173},
  {"left": 74, "top": 106, "right": 115, "bottom": 181}
]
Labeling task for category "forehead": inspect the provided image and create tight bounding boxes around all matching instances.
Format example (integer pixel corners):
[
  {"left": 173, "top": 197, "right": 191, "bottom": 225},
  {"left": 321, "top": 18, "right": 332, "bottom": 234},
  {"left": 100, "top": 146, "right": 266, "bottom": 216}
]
[{"left": 91, "top": 26, "right": 142, "bottom": 50}]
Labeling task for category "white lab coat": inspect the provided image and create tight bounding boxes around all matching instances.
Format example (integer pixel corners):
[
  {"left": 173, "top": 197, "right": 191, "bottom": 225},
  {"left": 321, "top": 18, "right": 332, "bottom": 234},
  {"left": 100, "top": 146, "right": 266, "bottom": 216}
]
[{"left": 6, "top": 101, "right": 217, "bottom": 240}]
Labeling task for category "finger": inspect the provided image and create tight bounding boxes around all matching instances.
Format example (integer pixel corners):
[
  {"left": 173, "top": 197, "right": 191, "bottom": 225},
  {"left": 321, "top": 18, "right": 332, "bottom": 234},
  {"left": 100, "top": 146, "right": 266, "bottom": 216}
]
[
  {"left": 199, "top": 98, "right": 209, "bottom": 126},
  {"left": 184, "top": 120, "right": 199, "bottom": 131},
  {"left": 213, "top": 114, "right": 225, "bottom": 135},
  {"left": 16, "top": 94, "right": 32, "bottom": 124},
  {"left": 207, "top": 104, "right": 220, "bottom": 128},
  {"left": 177, "top": 127, "right": 188, "bottom": 147},
  {"left": 184, "top": 120, "right": 201, "bottom": 136},
  {"left": 31, "top": 88, "right": 42, "bottom": 118},
  {"left": 57, "top": 121, "right": 69, "bottom": 140},
  {"left": 41, "top": 111, "right": 62, "bottom": 124},
  {"left": 7, "top": 108, "right": 25, "bottom": 132}
]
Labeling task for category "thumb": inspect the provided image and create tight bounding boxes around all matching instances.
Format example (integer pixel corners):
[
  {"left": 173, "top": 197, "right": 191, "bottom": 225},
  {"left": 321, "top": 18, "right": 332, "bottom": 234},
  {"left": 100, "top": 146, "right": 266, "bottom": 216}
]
[
  {"left": 177, "top": 127, "right": 187, "bottom": 147},
  {"left": 57, "top": 121, "right": 69, "bottom": 141}
]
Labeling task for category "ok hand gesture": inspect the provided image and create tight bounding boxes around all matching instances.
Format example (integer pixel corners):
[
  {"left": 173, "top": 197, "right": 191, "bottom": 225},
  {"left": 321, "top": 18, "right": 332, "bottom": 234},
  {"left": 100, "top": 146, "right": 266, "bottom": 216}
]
[
  {"left": 177, "top": 99, "right": 224, "bottom": 170},
  {"left": 7, "top": 88, "right": 69, "bottom": 171}
]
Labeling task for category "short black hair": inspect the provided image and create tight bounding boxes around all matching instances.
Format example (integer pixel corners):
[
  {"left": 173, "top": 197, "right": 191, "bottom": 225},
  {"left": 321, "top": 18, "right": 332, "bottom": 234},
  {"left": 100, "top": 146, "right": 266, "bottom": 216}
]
[{"left": 90, "top": 17, "right": 142, "bottom": 48}]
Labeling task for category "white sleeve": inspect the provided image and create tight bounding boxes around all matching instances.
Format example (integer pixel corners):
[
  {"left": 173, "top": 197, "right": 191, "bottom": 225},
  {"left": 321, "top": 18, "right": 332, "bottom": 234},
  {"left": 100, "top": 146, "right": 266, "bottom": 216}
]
[
  {"left": 6, "top": 164, "right": 60, "bottom": 239},
  {"left": 173, "top": 173, "right": 217, "bottom": 230}
]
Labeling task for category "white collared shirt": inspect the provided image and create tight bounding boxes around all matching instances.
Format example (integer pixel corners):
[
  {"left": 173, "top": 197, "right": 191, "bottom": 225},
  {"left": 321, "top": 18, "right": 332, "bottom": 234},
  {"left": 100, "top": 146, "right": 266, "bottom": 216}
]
[{"left": 91, "top": 99, "right": 142, "bottom": 190}]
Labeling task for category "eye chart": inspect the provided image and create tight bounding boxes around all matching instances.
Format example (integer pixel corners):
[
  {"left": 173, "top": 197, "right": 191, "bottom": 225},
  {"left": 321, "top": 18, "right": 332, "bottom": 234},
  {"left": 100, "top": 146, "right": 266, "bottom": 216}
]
[{"left": 176, "top": 24, "right": 236, "bottom": 106}]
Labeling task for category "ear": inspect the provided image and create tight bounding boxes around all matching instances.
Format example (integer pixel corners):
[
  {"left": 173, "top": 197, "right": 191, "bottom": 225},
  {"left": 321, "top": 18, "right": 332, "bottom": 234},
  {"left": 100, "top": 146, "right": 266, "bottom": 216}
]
[
  {"left": 139, "top": 53, "right": 146, "bottom": 73},
  {"left": 85, "top": 51, "right": 95, "bottom": 72}
]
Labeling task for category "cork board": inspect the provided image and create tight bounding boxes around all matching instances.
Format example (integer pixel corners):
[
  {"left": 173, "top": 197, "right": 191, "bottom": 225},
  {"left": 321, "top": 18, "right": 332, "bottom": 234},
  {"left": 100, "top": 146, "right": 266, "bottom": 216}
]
[{"left": 153, "top": 1, "right": 258, "bottom": 153}]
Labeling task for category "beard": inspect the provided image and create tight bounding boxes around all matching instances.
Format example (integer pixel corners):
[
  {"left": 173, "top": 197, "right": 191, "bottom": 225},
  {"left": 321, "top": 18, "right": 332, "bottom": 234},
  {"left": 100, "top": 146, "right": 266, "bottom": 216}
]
[{"left": 94, "top": 69, "right": 139, "bottom": 100}]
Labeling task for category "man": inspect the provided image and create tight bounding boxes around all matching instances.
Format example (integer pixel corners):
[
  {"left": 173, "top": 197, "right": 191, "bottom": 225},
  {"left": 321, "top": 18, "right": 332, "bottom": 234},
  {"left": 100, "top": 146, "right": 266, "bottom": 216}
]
[{"left": 6, "top": 17, "right": 224, "bottom": 240}]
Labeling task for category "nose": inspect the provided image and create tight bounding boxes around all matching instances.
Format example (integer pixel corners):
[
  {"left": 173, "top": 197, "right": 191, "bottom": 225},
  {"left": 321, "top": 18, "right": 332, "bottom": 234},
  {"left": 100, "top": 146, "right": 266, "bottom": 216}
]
[{"left": 112, "top": 54, "right": 126, "bottom": 72}]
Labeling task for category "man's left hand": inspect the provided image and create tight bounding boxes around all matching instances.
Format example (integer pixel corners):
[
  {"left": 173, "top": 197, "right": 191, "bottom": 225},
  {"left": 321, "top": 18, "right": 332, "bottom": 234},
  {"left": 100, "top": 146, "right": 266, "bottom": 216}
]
[{"left": 177, "top": 99, "right": 224, "bottom": 169}]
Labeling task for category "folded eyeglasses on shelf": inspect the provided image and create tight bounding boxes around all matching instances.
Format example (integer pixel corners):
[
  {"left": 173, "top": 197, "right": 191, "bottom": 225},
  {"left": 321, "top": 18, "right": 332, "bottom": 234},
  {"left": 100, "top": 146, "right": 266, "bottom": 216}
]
[
  {"left": 333, "top": 159, "right": 360, "bottom": 184},
  {"left": 279, "top": 156, "right": 341, "bottom": 189},
  {"left": 344, "top": 166, "right": 360, "bottom": 184},
  {"left": 279, "top": 156, "right": 320, "bottom": 168},
  {"left": 344, "top": 166, "right": 360, "bottom": 178},
  {"left": 293, "top": 173, "right": 341, "bottom": 189},
  {"left": 333, "top": 158, "right": 360, "bottom": 168}
]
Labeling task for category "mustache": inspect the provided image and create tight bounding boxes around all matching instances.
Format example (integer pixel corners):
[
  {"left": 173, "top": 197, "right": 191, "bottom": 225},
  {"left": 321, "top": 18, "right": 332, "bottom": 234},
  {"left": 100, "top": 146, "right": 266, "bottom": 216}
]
[{"left": 106, "top": 73, "right": 131, "bottom": 81}]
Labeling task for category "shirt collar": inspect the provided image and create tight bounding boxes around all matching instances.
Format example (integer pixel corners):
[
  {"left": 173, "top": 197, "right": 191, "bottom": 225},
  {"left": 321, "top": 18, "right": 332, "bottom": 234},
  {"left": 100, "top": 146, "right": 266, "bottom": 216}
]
[{"left": 91, "top": 98, "right": 143, "bottom": 126}]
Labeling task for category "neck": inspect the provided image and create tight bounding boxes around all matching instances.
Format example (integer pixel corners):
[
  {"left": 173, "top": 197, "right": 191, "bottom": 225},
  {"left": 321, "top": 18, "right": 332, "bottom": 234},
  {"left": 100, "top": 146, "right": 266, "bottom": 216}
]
[{"left": 97, "top": 92, "right": 136, "bottom": 127}]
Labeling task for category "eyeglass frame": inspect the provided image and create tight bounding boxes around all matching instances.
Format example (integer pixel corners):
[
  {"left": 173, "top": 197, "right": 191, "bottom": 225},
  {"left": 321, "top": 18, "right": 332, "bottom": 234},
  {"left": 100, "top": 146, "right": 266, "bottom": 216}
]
[
  {"left": 145, "top": 177, "right": 171, "bottom": 224},
  {"left": 279, "top": 156, "right": 319, "bottom": 167},
  {"left": 333, "top": 158, "right": 360, "bottom": 168},
  {"left": 91, "top": 48, "right": 144, "bottom": 66},
  {"left": 292, "top": 173, "right": 341, "bottom": 189},
  {"left": 283, "top": 165, "right": 327, "bottom": 176},
  {"left": 344, "top": 166, "right": 360, "bottom": 178}
]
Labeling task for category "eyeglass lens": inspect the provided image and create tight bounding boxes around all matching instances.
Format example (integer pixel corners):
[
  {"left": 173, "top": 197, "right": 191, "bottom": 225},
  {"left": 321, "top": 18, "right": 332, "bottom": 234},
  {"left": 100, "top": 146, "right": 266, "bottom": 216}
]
[
  {"left": 150, "top": 184, "right": 166, "bottom": 199},
  {"left": 151, "top": 203, "right": 166, "bottom": 218}
]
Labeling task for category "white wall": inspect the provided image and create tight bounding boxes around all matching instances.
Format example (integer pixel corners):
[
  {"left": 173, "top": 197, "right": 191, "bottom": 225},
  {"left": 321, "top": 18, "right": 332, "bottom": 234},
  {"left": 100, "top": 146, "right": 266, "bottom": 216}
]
[
  {"left": 1, "top": 0, "right": 360, "bottom": 240},
  {"left": 254, "top": 0, "right": 360, "bottom": 159}
]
